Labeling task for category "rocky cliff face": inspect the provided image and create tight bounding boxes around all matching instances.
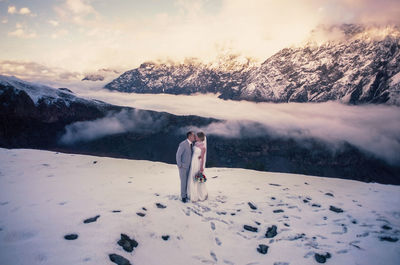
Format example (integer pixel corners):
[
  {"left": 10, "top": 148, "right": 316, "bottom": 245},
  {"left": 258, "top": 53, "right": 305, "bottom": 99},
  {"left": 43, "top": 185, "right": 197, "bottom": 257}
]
[{"left": 105, "top": 24, "right": 400, "bottom": 105}]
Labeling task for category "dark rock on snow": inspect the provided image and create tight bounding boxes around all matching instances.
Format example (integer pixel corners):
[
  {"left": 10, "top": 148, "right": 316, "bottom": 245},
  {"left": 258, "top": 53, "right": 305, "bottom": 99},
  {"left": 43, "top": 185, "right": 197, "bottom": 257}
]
[
  {"left": 83, "top": 215, "right": 100, "bottom": 223},
  {"left": 64, "top": 234, "right": 78, "bottom": 240},
  {"left": 273, "top": 209, "right": 284, "bottom": 213},
  {"left": 109, "top": 254, "right": 131, "bottom": 265},
  {"left": 136, "top": 212, "right": 146, "bottom": 217},
  {"left": 162, "top": 235, "right": 170, "bottom": 241},
  {"left": 244, "top": 225, "right": 258, "bottom": 232},
  {"left": 156, "top": 203, "right": 167, "bottom": 209},
  {"left": 248, "top": 202, "right": 257, "bottom": 210},
  {"left": 380, "top": 236, "right": 398, "bottom": 242},
  {"left": 257, "top": 244, "right": 269, "bottom": 254},
  {"left": 117, "top": 234, "right": 139, "bottom": 253},
  {"left": 329, "top": 206, "right": 344, "bottom": 213},
  {"left": 315, "top": 252, "right": 331, "bottom": 263},
  {"left": 265, "top": 225, "right": 278, "bottom": 238}
]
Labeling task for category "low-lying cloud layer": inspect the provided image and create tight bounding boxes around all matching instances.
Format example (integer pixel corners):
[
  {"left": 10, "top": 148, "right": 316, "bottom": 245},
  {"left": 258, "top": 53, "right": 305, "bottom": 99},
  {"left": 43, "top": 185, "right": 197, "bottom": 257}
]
[
  {"left": 60, "top": 109, "right": 166, "bottom": 144},
  {"left": 72, "top": 91, "right": 400, "bottom": 165}
]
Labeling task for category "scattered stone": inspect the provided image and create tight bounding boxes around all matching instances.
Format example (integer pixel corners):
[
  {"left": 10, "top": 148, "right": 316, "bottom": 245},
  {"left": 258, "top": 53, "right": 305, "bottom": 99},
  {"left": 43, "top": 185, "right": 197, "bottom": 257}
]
[
  {"left": 265, "top": 225, "right": 278, "bottom": 238},
  {"left": 273, "top": 209, "right": 284, "bottom": 213},
  {"left": 112, "top": 210, "right": 121, "bottom": 213},
  {"left": 217, "top": 211, "right": 227, "bottom": 215},
  {"left": 271, "top": 197, "right": 276, "bottom": 200},
  {"left": 312, "top": 203, "right": 321, "bottom": 207},
  {"left": 244, "top": 225, "right": 258, "bottom": 232},
  {"left": 212, "top": 176, "right": 218, "bottom": 178},
  {"left": 231, "top": 213, "right": 236, "bottom": 216},
  {"left": 269, "top": 183, "right": 281, "bottom": 186},
  {"left": 210, "top": 222, "right": 216, "bottom": 230},
  {"left": 323, "top": 216, "right": 328, "bottom": 220},
  {"left": 255, "top": 221, "right": 261, "bottom": 225},
  {"left": 155, "top": 203, "right": 166, "bottom": 209},
  {"left": 289, "top": 233, "right": 305, "bottom": 241},
  {"left": 314, "top": 252, "right": 331, "bottom": 263},
  {"left": 325, "top": 193, "right": 334, "bottom": 197},
  {"left": 304, "top": 182, "right": 309, "bottom": 185},
  {"left": 162, "top": 235, "right": 170, "bottom": 241},
  {"left": 382, "top": 225, "right": 392, "bottom": 230},
  {"left": 257, "top": 244, "right": 269, "bottom": 254},
  {"left": 215, "top": 237, "right": 222, "bottom": 246},
  {"left": 248, "top": 202, "right": 257, "bottom": 210},
  {"left": 142, "top": 207, "right": 147, "bottom": 211},
  {"left": 274, "top": 262, "right": 289, "bottom": 265},
  {"left": 117, "top": 234, "right": 138, "bottom": 253},
  {"left": 93, "top": 161, "right": 97, "bottom": 164},
  {"left": 83, "top": 215, "right": 100, "bottom": 223},
  {"left": 329, "top": 206, "right": 344, "bottom": 213},
  {"left": 210, "top": 251, "right": 218, "bottom": 262},
  {"left": 64, "top": 234, "right": 78, "bottom": 240},
  {"left": 154, "top": 193, "right": 160, "bottom": 196},
  {"left": 109, "top": 254, "right": 131, "bottom": 265},
  {"left": 380, "top": 236, "right": 398, "bottom": 242},
  {"left": 136, "top": 212, "right": 145, "bottom": 217},
  {"left": 303, "top": 199, "right": 309, "bottom": 203},
  {"left": 284, "top": 223, "right": 290, "bottom": 227}
]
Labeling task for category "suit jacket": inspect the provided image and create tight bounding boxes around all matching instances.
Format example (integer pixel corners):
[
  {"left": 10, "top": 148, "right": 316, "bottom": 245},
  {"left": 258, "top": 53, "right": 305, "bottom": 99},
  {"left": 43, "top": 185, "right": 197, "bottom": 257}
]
[{"left": 176, "top": 140, "right": 192, "bottom": 169}]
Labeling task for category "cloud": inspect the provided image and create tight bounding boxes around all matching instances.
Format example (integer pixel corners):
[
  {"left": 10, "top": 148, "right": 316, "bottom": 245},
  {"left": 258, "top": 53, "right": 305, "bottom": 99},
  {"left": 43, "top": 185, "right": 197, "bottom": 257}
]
[
  {"left": 73, "top": 92, "right": 400, "bottom": 165},
  {"left": 7, "top": 6, "right": 16, "bottom": 14},
  {"left": 55, "top": 0, "right": 98, "bottom": 25},
  {"left": 8, "top": 23, "right": 37, "bottom": 39},
  {"left": 59, "top": 109, "right": 167, "bottom": 144},
  {"left": 7, "top": 5, "right": 33, "bottom": 16},
  {"left": 0, "top": 60, "right": 81, "bottom": 82},
  {"left": 48, "top": 20, "right": 59, "bottom": 27}
]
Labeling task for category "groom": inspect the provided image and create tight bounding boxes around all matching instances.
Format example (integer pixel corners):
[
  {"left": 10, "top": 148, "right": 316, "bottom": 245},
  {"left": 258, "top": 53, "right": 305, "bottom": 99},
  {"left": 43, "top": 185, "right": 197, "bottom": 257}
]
[{"left": 176, "top": 131, "right": 195, "bottom": 203}]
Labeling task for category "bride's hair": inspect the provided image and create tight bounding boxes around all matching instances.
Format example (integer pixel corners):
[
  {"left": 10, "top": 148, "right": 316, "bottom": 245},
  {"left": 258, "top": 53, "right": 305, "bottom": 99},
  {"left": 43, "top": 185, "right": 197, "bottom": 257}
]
[{"left": 197, "top": 132, "right": 205, "bottom": 141}]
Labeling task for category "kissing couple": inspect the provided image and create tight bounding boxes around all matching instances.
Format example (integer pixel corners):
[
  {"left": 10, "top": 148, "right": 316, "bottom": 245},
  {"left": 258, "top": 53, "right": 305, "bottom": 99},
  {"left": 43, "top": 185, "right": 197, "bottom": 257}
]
[{"left": 176, "top": 131, "right": 208, "bottom": 203}]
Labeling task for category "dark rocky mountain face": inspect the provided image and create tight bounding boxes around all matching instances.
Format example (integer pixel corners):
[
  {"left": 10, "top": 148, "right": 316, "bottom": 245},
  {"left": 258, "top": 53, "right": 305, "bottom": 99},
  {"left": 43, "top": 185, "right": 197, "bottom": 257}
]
[
  {"left": 105, "top": 25, "right": 400, "bottom": 105},
  {"left": 1, "top": 76, "right": 399, "bottom": 184}
]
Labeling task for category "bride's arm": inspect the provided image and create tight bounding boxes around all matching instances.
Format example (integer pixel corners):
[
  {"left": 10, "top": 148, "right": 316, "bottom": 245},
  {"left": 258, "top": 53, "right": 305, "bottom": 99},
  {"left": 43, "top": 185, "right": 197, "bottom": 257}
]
[{"left": 199, "top": 146, "right": 206, "bottom": 172}]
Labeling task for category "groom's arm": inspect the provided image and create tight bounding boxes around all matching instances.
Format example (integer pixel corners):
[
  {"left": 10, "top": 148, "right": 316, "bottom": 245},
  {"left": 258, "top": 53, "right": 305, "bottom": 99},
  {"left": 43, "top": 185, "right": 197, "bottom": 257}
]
[{"left": 176, "top": 142, "right": 185, "bottom": 168}]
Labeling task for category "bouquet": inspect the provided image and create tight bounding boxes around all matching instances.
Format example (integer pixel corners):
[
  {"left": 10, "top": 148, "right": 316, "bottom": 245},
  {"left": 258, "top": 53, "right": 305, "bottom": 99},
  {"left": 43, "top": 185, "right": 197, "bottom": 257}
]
[{"left": 195, "top": 172, "right": 207, "bottom": 183}]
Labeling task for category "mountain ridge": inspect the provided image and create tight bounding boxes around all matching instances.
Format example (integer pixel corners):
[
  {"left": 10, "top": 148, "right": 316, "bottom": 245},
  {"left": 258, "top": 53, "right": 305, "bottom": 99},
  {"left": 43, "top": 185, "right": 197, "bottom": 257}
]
[{"left": 104, "top": 24, "right": 400, "bottom": 105}]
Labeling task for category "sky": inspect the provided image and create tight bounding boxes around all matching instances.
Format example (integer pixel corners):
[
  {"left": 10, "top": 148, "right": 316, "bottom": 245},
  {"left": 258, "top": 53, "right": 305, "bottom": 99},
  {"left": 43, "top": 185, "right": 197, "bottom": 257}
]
[{"left": 0, "top": 0, "right": 399, "bottom": 74}]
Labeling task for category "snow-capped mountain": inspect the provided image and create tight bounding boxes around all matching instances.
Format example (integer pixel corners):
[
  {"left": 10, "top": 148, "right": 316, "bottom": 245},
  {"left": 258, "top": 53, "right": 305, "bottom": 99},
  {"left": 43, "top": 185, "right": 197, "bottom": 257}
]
[
  {"left": 104, "top": 55, "right": 257, "bottom": 96},
  {"left": 105, "top": 24, "right": 400, "bottom": 105},
  {"left": 82, "top": 68, "right": 121, "bottom": 82},
  {"left": 0, "top": 148, "right": 399, "bottom": 265}
]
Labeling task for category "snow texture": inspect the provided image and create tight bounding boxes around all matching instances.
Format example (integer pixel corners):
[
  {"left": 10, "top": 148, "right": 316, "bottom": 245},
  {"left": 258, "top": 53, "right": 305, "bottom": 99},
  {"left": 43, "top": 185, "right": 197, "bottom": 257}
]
[{"left": 0, "top": 148, "right": 399, "bottom": 265}]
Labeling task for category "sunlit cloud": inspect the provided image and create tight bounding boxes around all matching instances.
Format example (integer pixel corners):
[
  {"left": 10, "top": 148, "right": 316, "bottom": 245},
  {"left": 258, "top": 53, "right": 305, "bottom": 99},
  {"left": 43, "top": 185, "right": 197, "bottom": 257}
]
[
  {"left": 7, "top": 6, "right": 16, "bottom": 14},
  {"left": 7, "top": 5, "right": 33, "bottom": 16},
  {"left": 0, "top": 60, "right": 81, "bottom": 82},
  {"left": 8, "top": 23, "right": 37, "bottom": 39},
  {"left": 48, "top": 20, "right": 59, "bottom": 27},
  {"left": 1, "top": 0, "right": 399, "bottom": 72}
]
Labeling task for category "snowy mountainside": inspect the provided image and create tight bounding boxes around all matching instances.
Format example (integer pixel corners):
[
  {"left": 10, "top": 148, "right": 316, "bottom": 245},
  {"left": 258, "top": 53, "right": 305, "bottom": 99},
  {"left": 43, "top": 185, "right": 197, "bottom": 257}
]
[
  {"left": 105, "top": 24, "right": 400, "bottom": 105},
  {"left": 0, "top": 148, "right": 399, "bottom": 265},
  {"left": 0, "top": 75, "right": 79, "bottom": 105}
]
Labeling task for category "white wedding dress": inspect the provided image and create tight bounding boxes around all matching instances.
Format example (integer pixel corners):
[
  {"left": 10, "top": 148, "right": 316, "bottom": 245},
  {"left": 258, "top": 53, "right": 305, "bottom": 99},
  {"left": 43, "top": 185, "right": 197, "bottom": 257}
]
[{"left": 187, "top": 140, "right": 208, "bottom": 202}]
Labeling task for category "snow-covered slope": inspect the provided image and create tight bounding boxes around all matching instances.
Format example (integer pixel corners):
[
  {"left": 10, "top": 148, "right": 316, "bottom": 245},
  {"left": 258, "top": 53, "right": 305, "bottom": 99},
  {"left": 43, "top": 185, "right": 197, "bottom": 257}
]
[
  {"left": 0, "top": 75, "right": 80, "bottom": 106},
  {"left": 0, "top": 148, "right": 399, "bottom": 265},
  {"left": 105, "top": 24, "right": 400, "bottom": 105}
]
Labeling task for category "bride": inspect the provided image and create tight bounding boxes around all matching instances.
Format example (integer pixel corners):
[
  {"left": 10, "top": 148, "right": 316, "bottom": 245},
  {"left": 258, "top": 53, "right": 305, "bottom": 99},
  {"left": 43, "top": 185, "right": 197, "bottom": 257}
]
[{"left": 187, "top": 132, "right": 208, "bottom": 202}]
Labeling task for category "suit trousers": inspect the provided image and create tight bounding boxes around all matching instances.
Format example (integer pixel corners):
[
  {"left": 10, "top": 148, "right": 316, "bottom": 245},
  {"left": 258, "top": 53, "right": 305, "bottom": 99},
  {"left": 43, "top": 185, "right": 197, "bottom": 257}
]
[{"left": 179, "top": 166, "right": 190, "bottom": 198}]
